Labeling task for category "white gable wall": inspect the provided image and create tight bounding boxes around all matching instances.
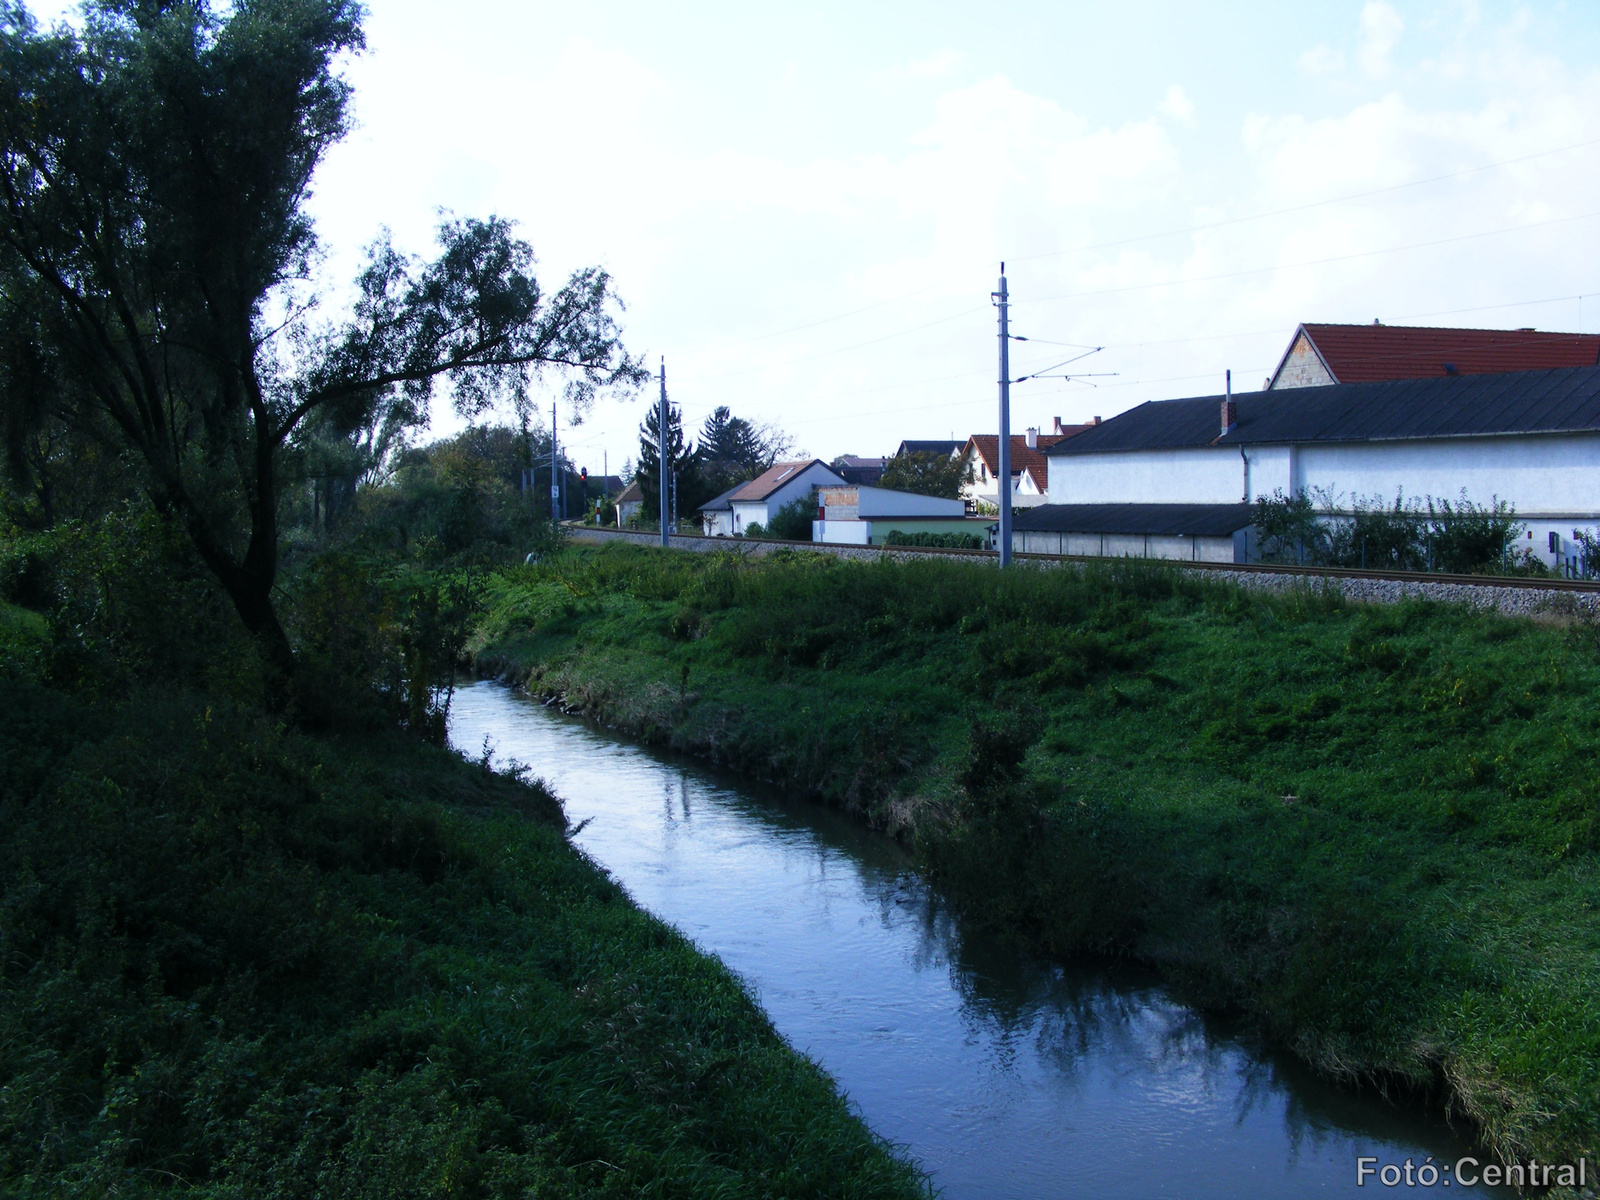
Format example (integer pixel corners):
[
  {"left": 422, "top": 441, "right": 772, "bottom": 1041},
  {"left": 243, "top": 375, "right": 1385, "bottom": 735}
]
[
  {"left": 1270, "top": 332, "right": 1335, "bottom": 390},
  {"left": 729, "top": 462, "right": 845, "bottom": 532}
]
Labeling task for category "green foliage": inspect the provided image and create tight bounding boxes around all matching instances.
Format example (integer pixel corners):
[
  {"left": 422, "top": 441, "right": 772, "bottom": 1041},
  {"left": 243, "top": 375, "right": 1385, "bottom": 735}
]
[
  {"left": 635, "top": 401, "right": 702, "bottom": 521},
  {"left": 765, "top": 494, "right": 817, "bottom": 541},
  {"left": 1252, "top": 489, "right": 1535, "bottom": 574},
  {"left": 884, "top": 531, "right": 985, "bottom": 549},
  {"left": 0, "top": 1, "right": 643, "bottom": 668},
  {"left": 743, "top": 521, "right": 766, "bottom": 538},
  {"left": 698, "top": 407, "right": 791, "bottom": 496},
  {"left": 476, "top": 544, "right": 1600, "bottom": 1166},
  {"left": 0, "top": 676, "right": 925, "bottom": 1198},
  {"left": 1426, "top": 493, "right": 1529, "bottom": 573},
  {"left": 1252, "top": 489, "right": 1329, "bottom": 564},
  {"left": 878, "top": 450, "right": 972, "bottom": 500}
]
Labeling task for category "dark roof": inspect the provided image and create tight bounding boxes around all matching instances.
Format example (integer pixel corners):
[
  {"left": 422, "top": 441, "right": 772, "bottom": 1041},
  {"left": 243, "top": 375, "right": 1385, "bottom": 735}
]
[
  {"left": 835, "top": 461, "right": 886, "bottom": 486},
  {"left": 1014, "top": 503, "right": 1255, "bottom": 537},
  {"left": 616, "top": 479, "right": 643, "bottom": 502},
  {"left": 1294, "top": 323, "right": 1600, "bottom": 384},
  {"left": 697, "top": 483, "right": 745, "bottom": 513},
  {"left": 896, "top": 440, "right": 962, "bottom": 458},
  {"left": 1051, "top": 364, "right": 1600, "bottom": 455}
]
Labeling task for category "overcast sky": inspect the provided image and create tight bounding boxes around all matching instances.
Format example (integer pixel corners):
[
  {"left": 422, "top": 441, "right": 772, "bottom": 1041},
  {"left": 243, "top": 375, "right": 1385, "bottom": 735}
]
[{"left": 32, "top": 0, "right": 1600, "bottom": 472}]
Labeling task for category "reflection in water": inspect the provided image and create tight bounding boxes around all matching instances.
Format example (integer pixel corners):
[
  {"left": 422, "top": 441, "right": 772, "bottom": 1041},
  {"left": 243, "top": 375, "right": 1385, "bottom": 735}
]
[{"left": 448, "top": 681, "right": 1507, "bottom": 1200}]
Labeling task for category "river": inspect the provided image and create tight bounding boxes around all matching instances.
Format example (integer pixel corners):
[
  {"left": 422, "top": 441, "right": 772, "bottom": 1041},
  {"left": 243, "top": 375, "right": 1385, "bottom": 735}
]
[{"left": 448, "top": 679, "right": 1508, "bottom": 1198}]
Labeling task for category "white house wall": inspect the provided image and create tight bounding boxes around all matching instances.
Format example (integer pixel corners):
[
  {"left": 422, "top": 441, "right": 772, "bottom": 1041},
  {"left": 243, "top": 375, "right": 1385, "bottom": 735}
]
[
  {"left": 1046, "top": 447, "right": 1247, "bottom": 505},
  {"left": 1292, "top": 434, "right": 1600, "bottom": 517},
  {"left": 1049, "top": 434, "right": 1600, "bottom": 517},
  {"left": 855, "top": 486, "right": 965, "bottom": 518}
]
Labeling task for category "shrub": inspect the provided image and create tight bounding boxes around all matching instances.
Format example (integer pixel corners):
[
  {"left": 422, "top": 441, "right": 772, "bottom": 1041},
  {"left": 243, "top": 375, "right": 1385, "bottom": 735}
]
[
  {"left": 884, "top": 531, "right": 985, "bottom": 549},
  {"left": 765, "top": 494, "right": 817, "bottom": 541}
]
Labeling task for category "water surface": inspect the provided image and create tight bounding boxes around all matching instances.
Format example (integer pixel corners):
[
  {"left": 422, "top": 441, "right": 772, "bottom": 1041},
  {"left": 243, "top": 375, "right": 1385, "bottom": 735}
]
[{"left": 448, "top": 680, "right": 1506, "bottom": 1199}]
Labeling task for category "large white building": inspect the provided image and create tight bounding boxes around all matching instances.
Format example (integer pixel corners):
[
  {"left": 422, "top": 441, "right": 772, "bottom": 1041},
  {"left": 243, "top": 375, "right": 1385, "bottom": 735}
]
[{"left": 1027, "top": 364, "right": 1600, "bottom": 568}]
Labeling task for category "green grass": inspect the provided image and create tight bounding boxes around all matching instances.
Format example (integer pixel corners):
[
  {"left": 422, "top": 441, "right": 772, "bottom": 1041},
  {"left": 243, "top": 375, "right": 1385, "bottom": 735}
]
[
  {"left": 0, "top": 667, "right": 928, "bottom": 1197},
  {"left": 473, "top": 542, "right": 1600, "bottom": 1170}
]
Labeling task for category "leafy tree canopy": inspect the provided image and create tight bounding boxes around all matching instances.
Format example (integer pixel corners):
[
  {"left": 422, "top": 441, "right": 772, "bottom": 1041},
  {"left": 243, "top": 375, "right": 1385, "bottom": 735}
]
[
  {"left": 0, "top": 0, "right": 645, "bottom": 677},
  {"left": 878, "top": 449, "right": 971, "bottom": 500}
]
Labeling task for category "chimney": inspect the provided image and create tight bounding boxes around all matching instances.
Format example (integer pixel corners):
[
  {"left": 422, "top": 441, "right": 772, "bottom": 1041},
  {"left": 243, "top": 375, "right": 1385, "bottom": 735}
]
[
  {"left": 1025, "top": 426, "right": 1038, "bottom": 449},
  {"left": 1220, "top": 369, "right": 1237, "bottom": 436},
  {"left": 1093, "top": 416, "right": 1101, "bottom": 424},
  {"left": 1052, "top": 416, "right": 1063, "bottom": 435}
]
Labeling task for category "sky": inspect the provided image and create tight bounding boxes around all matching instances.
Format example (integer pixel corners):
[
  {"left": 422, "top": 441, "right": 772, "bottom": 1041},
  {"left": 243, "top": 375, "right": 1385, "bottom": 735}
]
[{"left": 29, "top": 0, "right": 1600, "bottom": 474}]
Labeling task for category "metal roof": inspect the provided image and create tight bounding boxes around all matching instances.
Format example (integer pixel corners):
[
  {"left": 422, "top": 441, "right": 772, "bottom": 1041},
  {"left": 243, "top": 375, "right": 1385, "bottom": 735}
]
[
  {"left": 1013, "top": 503, "right": 1255, "bottom": 537},
  {"left": 696, "top": 483, "right": 745, "bottom": 512},
  {"left": 1051, "top": 364, "right": 1600, "bottom": 455}
]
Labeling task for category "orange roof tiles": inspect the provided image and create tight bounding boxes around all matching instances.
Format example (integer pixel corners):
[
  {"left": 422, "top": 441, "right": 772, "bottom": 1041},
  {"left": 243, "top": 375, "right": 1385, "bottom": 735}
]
[{"left": 1298, "top": 323, "right": 1600, "bottom": 384}]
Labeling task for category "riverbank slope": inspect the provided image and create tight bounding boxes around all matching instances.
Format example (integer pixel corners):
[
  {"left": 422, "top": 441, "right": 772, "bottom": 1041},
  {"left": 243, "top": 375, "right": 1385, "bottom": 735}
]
[
  {"left": 0, "top": 604, "right": 926, "bottom": 1198},
  {"left": 472, "top": 542, "right": 1600, "bottom": 1172}
]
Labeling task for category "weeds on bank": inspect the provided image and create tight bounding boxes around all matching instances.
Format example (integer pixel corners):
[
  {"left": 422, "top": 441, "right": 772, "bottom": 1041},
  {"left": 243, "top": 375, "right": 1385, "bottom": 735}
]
[{"left": 477, "top": 542, "right": 1600, "bottom": 1168}]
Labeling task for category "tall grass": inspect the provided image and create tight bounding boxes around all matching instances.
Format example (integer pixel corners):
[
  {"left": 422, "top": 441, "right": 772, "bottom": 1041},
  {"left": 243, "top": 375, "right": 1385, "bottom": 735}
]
[
  {"left": 476, "top": 542, "right": 1600, "bottom": 1170},
  {"left": 0, "top": 639, "right": 927, "bottom": 1196}
]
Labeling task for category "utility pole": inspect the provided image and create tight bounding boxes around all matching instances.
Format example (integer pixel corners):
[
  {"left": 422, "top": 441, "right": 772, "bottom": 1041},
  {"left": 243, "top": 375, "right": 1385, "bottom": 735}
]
[
  {"left": 550, "top": 401, "right": 559, "bottom": 522},
  {"left": 658, "top": 358, "right": 670, "bottom": 548},
  {"left": 995, "top": 265, "right": 1013, "bottom": 567}
]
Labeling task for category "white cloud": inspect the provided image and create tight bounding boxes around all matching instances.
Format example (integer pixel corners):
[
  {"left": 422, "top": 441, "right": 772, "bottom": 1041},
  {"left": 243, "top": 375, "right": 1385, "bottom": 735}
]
[
  {"left": 1298, "top": 45, "right": 1346, "bottom": 76},
  {"left": 899, "top": 49, "right": 966, "bottom": 81},
  {"left": 1358, "top": 1, "right": 1405, "bottom": 77},
  {"left": 1161, "top": 84, "right": 1197, "bottom": 124}
]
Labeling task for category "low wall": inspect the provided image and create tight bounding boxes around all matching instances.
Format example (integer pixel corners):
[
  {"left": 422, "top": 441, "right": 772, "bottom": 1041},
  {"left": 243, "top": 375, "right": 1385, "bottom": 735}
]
[{"left": 565, "top": 526, "right": 1600, "bottom": 618}]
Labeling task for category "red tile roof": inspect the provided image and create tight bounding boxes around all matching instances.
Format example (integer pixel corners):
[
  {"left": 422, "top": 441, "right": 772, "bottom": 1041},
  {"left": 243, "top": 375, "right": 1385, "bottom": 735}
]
[
  {"left": 965, "top": 434, "right": 1071, "bottom": 487},
  {"left": 1297, "top": 323, "right": 1600, "bottom": 384}
]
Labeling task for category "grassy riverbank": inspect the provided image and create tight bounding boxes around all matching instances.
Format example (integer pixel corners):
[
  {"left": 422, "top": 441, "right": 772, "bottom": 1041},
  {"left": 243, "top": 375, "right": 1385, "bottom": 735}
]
[
  {"left": 472, "top": 542, "right": 1600, "bottom": 1171},
  {"left": 0, "top": 606, "right": 926, "bottom": 1198}
]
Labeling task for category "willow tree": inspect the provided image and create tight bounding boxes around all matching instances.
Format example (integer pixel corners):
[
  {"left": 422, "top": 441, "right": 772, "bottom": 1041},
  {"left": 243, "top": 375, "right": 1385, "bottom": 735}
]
[{"left": 0, "top": 0, "right": 644, "bottom": 674}]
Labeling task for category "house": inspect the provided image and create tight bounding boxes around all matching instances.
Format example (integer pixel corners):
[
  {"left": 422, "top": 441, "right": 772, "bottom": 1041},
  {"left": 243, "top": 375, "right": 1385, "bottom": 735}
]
[
  {"left": 696, "top": 482, "right": 746, "bottom": 537},
  {"left": 1267, "top": 322, "right": 1600, "bottom": 390},
  {"left": 832, "top": 456, "right": 888, "bottom": 486},
  {"left": 1039, "top": 364, "right": 1600, "bottom": 567},
  {"left": 960, "top": 429, "right": 1063, "bottom": 510},
  {"left": 812, "top": 485, "right": 988, "bottom": 545},
  {"left": 894, "top": 439, "right": 963, "bottom": 460},
  {"left": 614, "top": 478, "right": 643, "bottom": 526},
  {"left": 707, "top": 459, "right": 847, "bottom": 535}
]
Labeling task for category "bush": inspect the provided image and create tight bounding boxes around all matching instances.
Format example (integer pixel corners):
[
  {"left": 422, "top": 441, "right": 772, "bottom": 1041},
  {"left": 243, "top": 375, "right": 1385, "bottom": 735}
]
[
  {"left": 765, "top": 494, "right": 817, "bottom": 541},
  {"left": 884, "top": 531, "right": 985, "bottom": 549},
  {"left": 0, "top": 681, "right": 924, "bottom": 1197},
  {"left": 1251, "top": 489, "right": 1531, "bottom": 574}
]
